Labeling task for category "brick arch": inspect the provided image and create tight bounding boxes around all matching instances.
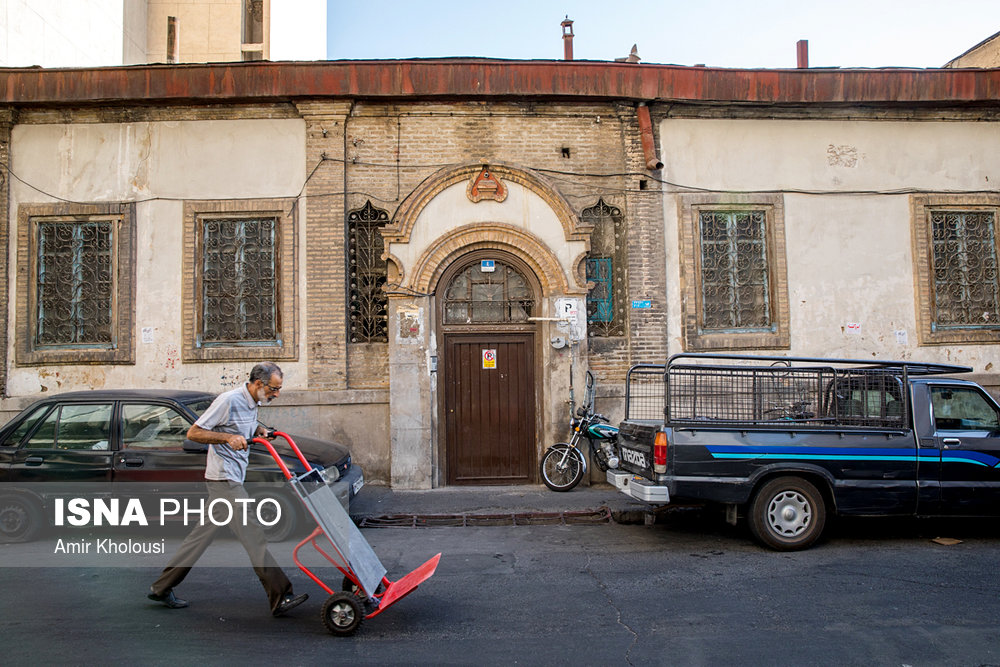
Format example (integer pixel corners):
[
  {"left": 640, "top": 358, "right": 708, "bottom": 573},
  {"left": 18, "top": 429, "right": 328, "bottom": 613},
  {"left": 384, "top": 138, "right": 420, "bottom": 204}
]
[
  {"left": 409, "top": 223, "right": 581, "bottom": 297},
  {"left": 385, "top": 162, "right": 590, "bottom": 246}
]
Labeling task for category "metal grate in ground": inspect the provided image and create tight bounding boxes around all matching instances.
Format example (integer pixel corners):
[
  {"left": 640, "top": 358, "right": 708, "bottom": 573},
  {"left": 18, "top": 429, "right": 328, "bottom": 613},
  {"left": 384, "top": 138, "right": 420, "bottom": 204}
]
[{"left": 358, "top": 505, "right": 612, "bottom": 528}]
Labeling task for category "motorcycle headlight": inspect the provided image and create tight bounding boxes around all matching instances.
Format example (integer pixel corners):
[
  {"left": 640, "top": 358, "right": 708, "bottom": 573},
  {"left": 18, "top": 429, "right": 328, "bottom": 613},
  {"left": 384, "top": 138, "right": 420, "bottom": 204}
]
[{"left": 319, "top": 465, "right": 340, "bottom": 484}]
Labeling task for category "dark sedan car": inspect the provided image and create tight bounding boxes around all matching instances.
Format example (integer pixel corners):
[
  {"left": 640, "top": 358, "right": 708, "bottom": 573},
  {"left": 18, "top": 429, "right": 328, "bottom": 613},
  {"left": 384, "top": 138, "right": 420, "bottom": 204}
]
[{"left": 0, "top": 389, "right": 364, "bottom": 543}]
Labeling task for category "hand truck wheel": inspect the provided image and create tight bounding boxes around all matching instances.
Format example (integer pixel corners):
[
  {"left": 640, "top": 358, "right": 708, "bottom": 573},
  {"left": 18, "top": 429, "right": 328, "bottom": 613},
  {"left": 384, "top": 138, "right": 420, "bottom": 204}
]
[{"left": 322, "top": 592, "right": 365, "bottom": 636}]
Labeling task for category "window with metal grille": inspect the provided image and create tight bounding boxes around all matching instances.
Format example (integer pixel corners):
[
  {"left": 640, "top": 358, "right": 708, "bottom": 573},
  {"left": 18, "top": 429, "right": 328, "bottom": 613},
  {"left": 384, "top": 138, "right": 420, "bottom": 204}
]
[
  {"left": 200, "top": 216, "right": 277, "bottom": 344},
  {"left": 348, "top": 201, "right": 389, "bottom": 343},
  {"left": 443, "top": 260, "right": 533, "bottom": 324},
  {"left": 36, "top": 220, "right": 115, "bottom": 347},
  {"left": 677, "top": 194, "right": 789, "bottom": 351},
  {"left": 585, "top": 258, "right": 613, "bottom": 321},
  {"left": 17, "top": 204, "right": 134, "bottom": 365},
  {"left": 698, "top": 210, "right": 771, "bottom": 332},
  {"left": 911, "top": 195, "right": 1000, "bottom": 345},
  {"left": 582, "top": 198, "right": 625, "bottom": 336},
  {"left": 930, "top": 210, "right": 1000, "bottom": 330}
]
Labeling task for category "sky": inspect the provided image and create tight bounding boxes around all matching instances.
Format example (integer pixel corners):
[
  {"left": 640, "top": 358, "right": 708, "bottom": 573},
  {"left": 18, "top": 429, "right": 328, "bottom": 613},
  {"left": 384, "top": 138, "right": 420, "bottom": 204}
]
[{"left": 327, "top": 0, "right": 1000, "bottom": 69}]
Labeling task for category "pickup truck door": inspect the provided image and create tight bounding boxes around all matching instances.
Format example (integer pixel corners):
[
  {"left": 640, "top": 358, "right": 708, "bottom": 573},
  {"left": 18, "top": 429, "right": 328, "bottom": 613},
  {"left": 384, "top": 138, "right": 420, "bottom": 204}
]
[{"left": 929, "top": 384, "right": 1000, "bottom": 515}]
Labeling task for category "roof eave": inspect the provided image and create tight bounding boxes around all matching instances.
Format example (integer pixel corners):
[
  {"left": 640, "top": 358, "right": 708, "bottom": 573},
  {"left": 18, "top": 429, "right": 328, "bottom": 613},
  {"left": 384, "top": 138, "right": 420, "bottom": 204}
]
[{"left": 2, "top": 59, "right": 999, "bottom": 107}]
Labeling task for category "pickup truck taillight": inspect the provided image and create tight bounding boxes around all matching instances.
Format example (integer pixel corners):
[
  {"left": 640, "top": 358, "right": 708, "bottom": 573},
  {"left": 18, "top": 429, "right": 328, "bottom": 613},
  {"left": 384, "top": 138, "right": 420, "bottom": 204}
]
[{"left": 653, "top": 431, "right": 668, "bottom": 474}]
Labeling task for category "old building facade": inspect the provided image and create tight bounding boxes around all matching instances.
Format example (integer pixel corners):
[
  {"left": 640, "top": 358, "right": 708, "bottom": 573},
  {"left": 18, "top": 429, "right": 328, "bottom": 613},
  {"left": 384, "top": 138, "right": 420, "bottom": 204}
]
[{"left": 1, "top": 61, "right": 998, "bottom": 488}]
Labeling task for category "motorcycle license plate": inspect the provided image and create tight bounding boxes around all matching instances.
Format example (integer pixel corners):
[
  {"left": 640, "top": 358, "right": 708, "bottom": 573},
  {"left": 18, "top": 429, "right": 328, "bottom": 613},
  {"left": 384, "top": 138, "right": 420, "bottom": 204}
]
[{"left": 620, "top": 447, "right": 648, "bottom": 468}]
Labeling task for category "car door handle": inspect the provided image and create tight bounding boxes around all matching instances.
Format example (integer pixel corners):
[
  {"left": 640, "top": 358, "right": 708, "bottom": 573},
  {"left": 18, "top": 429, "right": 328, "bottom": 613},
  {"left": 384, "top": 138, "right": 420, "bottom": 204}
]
[
  {"left": 24, "top": 456, "right": 43, "bottom": 466},
  {"left": 120, "top": 457, "right": 145, "bottom": 467},
  {"left": 942, "top": 438, "right": 961, "bottom": 448}
]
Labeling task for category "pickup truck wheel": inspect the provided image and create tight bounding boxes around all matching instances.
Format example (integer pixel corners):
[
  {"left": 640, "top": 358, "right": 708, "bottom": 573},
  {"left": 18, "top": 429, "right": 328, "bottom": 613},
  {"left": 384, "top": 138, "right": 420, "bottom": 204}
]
[
  {"left": 748, "top": 477, "right": 826, "bottom": 551},
  {"left": 540, "top": 444, "right": 585, "bottom": 491}
]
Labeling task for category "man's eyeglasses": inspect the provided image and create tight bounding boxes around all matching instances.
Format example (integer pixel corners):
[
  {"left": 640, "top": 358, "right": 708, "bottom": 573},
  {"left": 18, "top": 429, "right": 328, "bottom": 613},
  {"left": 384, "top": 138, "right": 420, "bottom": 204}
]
[{"left": 263, "top": 383, "right": 282, "bottom": 393}]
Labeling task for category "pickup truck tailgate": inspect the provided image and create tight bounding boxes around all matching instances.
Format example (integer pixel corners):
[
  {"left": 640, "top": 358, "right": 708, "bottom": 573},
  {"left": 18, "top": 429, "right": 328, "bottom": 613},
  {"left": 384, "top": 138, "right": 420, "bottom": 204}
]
[
  {"left": 611, "top": 419, "right": 670, "bottom": 503},
  {"left": 616, "top": 420, "right": 660, "bottom": 476}
]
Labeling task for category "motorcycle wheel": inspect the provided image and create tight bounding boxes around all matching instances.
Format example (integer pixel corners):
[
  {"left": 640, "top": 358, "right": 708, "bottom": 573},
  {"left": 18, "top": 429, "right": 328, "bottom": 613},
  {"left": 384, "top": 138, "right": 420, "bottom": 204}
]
[{"left": 540, "top": 444, "right": 586, "bottom": 492}]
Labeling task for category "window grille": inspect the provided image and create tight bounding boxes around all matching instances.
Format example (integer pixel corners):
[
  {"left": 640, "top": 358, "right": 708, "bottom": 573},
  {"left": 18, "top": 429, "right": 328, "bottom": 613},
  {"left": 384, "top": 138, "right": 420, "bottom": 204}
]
[
  {"left": 582, "top": 198, "right": 625, "bottom": 336},
  {"left": 348, "top": 201, "right": 389, "bottom": 343},
  {"left": 585, "top": 258, "right": 613, "bottom": 322},
  {"left": 36, "top": 220, "right": 114, "bottom": 346},
  {"left": 443, "top": 260, "right": 533, "bottom": 324},
  {"left": 698, "top": 210, "right": 771, "bottom": 332},
  {"left": 930, "top": 210, "right": 1000, "bottom": 329},
  {"left": 201, "top": 216, "right": 277, "bottom": 344}
]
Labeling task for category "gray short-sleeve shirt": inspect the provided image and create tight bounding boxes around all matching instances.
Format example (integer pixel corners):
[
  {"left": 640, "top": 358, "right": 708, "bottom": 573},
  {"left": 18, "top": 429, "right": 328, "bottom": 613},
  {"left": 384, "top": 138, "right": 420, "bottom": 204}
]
[{"left": 196, "top": 384, "right": 259, "bottom": 482}]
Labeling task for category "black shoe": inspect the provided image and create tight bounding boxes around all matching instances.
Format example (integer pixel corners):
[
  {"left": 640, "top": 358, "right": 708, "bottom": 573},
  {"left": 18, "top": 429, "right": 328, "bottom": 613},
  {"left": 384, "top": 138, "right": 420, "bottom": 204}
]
[
  {"left": 273, "top": 592, "right": 308, "bottom": 617},
  {"left": 148, "top": 587, "right": 189, "bottom": 609}
]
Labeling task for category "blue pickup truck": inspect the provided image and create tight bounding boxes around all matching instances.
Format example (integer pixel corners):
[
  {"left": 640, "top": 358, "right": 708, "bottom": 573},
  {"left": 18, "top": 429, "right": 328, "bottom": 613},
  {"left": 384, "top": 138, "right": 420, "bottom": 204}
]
[{"left": 609, "top": 354, "right": 1000, "bottom": 550}]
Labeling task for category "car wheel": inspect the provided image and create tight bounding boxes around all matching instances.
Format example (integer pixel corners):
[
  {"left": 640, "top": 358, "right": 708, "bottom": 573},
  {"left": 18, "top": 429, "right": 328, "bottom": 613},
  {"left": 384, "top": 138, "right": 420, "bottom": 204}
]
[
  {"left": 748, "top": 476, "right": 826, "bottom": 551},
  {"left": 251, "top": 489, "right": 298, "bottom": 542},
  {"left": 0, "top": 494, "right": 43, "bottom": 543},
  {"left": 322, "top": 592, "right": 365, "bottom": 636}
]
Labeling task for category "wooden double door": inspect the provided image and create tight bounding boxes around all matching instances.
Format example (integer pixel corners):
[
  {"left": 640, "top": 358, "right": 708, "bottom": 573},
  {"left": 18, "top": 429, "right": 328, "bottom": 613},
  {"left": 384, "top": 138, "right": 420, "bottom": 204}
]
[{"left": 443, "top": 333, "right": 535, "bottom": 484}]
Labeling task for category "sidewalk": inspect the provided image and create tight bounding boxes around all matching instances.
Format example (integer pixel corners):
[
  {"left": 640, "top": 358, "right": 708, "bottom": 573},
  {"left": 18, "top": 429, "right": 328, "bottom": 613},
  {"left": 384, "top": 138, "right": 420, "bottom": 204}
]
[{"left": 349, "top": 481, "right": 651, "bottom": 525}]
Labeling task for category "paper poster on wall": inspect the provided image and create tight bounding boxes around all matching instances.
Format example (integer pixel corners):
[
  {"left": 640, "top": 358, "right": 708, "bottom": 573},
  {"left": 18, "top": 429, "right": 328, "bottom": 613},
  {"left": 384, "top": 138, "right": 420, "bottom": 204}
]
[
  {"left": 845, "top": 322, "right": 862, "bottom": 335},
  {"left": 482, "top": 349, "right": 497, "bottom": 369}
]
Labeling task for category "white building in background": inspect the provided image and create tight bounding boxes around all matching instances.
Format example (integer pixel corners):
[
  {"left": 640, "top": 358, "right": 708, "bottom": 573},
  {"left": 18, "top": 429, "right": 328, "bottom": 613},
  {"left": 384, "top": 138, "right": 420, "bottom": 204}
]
[
  {"left": 0, "top": 0, "right": 325, "bottom": 67},
  {"left": 0, "top": 0, "right": 145, "bottom": 66}
]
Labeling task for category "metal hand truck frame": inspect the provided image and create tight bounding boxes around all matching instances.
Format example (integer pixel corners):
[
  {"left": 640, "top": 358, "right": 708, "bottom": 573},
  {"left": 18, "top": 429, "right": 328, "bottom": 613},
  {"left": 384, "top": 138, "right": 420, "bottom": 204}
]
[{"left": 256, "top": 432, "right": 440, "bottom": 636}]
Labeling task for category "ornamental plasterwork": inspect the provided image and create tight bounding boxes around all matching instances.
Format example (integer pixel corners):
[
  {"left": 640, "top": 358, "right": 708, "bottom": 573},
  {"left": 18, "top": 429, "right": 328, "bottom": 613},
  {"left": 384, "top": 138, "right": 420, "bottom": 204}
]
[{"left": 466, "top": 166, "right": 507, "bottom": 203}]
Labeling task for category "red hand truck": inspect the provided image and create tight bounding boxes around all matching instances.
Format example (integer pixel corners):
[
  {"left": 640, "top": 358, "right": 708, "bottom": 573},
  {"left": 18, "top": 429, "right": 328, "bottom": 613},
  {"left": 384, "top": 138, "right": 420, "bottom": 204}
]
[{"left": 256, "top": 431, "right": 440, "bottom": 635}]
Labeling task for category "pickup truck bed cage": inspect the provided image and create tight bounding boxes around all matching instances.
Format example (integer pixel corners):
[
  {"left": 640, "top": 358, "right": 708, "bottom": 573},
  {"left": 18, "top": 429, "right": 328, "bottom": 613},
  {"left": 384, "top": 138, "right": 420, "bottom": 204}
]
[{"left": 625, "top": 353, "right": 972, "bottom": 430}]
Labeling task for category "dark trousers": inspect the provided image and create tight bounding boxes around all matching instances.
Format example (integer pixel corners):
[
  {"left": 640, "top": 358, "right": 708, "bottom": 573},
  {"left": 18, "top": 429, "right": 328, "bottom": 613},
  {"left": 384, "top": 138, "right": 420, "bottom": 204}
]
[{"left": 151, "top": 480, "right": 293, "bottom": 613}]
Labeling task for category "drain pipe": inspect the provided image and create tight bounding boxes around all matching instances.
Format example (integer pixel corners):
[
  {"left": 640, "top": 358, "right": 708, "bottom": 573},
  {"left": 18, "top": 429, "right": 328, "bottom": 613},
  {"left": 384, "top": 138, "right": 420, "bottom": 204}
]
[{"left": 636, "top": 102, "right": 663, "bottom": 171}]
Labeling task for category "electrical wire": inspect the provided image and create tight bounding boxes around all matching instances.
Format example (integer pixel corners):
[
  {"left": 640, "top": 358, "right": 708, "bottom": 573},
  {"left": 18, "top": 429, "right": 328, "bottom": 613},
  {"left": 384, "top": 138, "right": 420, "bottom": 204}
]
[{"left": 2, "top": 146, "right": 997, "bottom": 211}]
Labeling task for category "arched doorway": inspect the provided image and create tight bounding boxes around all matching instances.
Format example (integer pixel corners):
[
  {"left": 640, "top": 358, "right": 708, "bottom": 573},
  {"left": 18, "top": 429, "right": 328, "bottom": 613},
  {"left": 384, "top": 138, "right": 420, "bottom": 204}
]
[{"left": 437, "top": 251, "right": 540, "bottom": 485}]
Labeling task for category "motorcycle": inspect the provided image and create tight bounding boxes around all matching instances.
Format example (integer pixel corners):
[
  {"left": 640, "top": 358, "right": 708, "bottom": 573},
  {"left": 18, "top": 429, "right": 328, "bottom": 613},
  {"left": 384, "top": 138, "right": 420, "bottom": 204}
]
[{"left": 540, "top": 370, "right": 620, "bottom": 492}]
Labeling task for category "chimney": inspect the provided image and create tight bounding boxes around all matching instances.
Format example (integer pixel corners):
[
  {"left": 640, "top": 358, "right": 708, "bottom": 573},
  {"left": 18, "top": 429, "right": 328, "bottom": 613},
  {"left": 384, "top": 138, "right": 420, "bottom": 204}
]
[
  {"left": 561, "top": 16, "right": 574, "bottom": 61},
  {"left": 796, "top": 39, "right": 808, "bottom": 68},
  {"left": 167, "top": 16, "right": 179, "bottom": 63}
]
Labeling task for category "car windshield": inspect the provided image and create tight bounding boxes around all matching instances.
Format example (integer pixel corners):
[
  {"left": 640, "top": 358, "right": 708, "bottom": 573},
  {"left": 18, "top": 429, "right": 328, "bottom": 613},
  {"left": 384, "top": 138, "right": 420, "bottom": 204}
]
[{"left": 184, "top": 398, "right": 215, "bottom": 417}]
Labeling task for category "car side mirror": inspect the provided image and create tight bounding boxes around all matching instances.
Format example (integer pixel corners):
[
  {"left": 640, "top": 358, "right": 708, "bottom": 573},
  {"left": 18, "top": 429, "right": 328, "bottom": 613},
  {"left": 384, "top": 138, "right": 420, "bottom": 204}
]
[{"left": 182, "top": 439, "right": 207, "bottom": 453}]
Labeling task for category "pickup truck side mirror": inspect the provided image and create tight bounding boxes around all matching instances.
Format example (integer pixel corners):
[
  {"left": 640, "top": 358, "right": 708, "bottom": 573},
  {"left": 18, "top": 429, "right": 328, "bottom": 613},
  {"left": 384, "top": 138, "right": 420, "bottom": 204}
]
[{"left": 182, "top": 439, "right": 207, "bottom": 453}]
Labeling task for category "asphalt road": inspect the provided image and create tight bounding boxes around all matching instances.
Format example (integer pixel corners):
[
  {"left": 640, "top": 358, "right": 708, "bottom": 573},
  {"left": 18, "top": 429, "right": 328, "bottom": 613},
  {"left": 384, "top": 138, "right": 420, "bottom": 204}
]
[{"left": 2, "top": 510, "right": 1000, "bottom": 666}]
